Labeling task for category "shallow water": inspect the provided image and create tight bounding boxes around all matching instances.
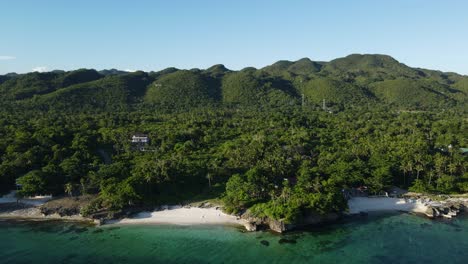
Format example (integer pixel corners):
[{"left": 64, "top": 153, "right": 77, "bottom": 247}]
[{"left": 1, "top": 213, "right": 467, "bottom": 264}]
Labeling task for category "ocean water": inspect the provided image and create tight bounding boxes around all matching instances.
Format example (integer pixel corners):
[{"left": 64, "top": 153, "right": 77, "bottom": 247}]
[{"left": 0, "top": 213, "right": 467, "bottom": 264}]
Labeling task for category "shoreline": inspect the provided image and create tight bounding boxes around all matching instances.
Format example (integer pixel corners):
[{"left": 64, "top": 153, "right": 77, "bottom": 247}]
[
  {"left": 107, "top": 206, "right": 247, "bottom": 227},
  {"left": 347, "top": 197, "right": 429, "bottom": 214},
  {"left": 347, "top": 196, "right": 468, "bottom": 219},
  {"left": 0, "top": 202, "right": 91, "bottom": 223},
  {"left": 2, "top": 195, "right": 467, "bottom": 230}
]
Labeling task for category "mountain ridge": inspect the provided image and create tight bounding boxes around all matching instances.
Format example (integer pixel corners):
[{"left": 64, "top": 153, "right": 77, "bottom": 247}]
[{"left": 1, "top": 54, "right": 467, "bottom": 111}]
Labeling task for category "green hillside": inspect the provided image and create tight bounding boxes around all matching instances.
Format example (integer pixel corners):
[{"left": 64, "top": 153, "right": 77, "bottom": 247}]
[
  {"left": 453, "top": 77, "right": 468, "bottom": 93},
  {"left": 145, "top": 70, "right": 220, "bottom": 107},
  {"left": 323, "top": 54, "right": 422, "bottom": 84},
  {"left": 301, "top": 77, "right": 372, "bottom": 105},
  {"left": 0, "top": 72, "right": 60, "bottom": 100},
  {"left": 221, "top": 71, "right": 299, "bottom": 106},
  {"left": 0, "top": 69, "right": 103, "bottom": 101},
  {"left": 288, "top": 58, "right": 323, "bottom": 75},
  {"left": 0, "top": 54, "right": 466, "bottom": 111},
  {"left": 369, "top": 78, "right": 453, "bottom": 108},
  {"left": 55, "top": 69, "right": 102, "bottom": 88},
  {"left": 29, "top": 72, "right": 150, "bottom": 110},
  {"left": 262, "top": 58, "right": 323, "bottom": 76},
  {"left": 204, "top": 64, "right": 230, "bottom": 78}
]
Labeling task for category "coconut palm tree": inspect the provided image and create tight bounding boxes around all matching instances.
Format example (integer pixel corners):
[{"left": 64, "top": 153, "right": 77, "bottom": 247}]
[
  {"left": 206, "top": 173, "right": 213, "bottom": 188},
  {"left": 415, "top": 164, "right": 424, "bottom": 180},
  {"left": 64, "top": 183, "right": 73, "bottom": 197}
]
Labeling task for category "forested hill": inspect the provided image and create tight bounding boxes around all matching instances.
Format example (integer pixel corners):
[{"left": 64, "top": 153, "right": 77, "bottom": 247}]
[
  {"left": 1, "top": 54, "right": 467, "bottom": 111},
  {"left": 0, "top": 54, "right": 466, "bottom": 225}
]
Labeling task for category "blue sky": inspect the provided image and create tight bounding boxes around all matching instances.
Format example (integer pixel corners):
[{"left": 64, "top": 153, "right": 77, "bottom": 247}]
[{"left": 1, "top": 0, "right": 467, "bottom": 74}]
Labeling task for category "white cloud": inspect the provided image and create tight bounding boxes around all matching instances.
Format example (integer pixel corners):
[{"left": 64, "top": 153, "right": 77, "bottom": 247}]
[
  {"left": 32, "top": 66, "right": 48, "bottom": 72},
  {"left": 124, "top": 69, "right": 137, "bottom": 72},
  {"left": 0, "top": 56, "right": 16, "bottom": 60}
]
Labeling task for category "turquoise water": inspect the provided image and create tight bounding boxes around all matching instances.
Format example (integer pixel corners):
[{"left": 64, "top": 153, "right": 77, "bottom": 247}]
[{"left": 1, "top": 213, "right": 467, "bottom": 264}]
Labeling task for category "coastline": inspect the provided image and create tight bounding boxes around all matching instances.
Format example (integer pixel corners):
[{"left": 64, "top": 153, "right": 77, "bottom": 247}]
[
  {"left": 107, "top": 206, "right": 247, "bottom": 227},
  {"left": 0, "top": 198, "right": 247, "bottom": 228},
  {"left": 0, "top": 203, "right": 91, "bottom": 222},
  {"left": 347, "top": 197, "right": 428, "bottom": 214},
  {"left": 347, "top": 196, "right": 468, "bottom": 219},
  {"left": 0, "top": 192, "right": 93, "bottom": 223},
  {"left": 2, "top": 194, "right": 467, "bottom": 231}
]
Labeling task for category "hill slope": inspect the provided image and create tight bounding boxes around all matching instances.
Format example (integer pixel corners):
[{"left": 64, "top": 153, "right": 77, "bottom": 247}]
[
  {"left": 0, "top": 54, "right": 466, "bottom": 111},
  {"left": 145, "top": 70, "right": 220, "bottom": 107}
]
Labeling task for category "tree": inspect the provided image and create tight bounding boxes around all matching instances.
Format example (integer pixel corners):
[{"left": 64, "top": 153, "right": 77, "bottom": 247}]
[
  {"left": 409, "top": 179, "right": 427, "bottom": 193},
  {"left": 206, "top": 173, "right": 213, "bottom": 188},
  {"left": 415, "top": 164, "right": 424, "bottom": 180},
  {"left": 448, "top": 163, "right": 458, "bottom": 176},
  {"left": 223, "top": 173, "right": 257, "bottom": 213},
  {"left": 436, "top": 175, "right": 455, "bottom": 194},
  {"left": 64, "top": 183, "right": 73, "bottom": 197},
  {"left": 17, "top": 170, "right": 46, "bottom": 197},
  {"left": 100, "top": 177, "right": 141, "bottom": 211},
  {"left": 366, "top": 166, "right": 392, "bottom": 194}
]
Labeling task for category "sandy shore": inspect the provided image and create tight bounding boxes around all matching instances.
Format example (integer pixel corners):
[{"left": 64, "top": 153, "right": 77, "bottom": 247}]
[
  {"left": 0, "top": 191, "right": 52, "bottom": 206},
  {"left": 348, "top": 197, "right": 428, "bottom": 214},
  {"left": 109, "top": 206, "right": 246, "bottom": 226}
]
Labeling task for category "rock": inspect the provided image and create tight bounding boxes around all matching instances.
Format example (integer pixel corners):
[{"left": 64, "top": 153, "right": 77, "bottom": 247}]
[
  {"left": 448, "top": 212, "right": 457, "bottom": 217},
  {"left": 199, "top": 202, "right": 212, "bottom": 208},
  {"left": 416, "top": 197, "right": 468, "bottom": 220},
  {"left": 93, "top": 218, "right": 103, "bottom": 226},
  {"left": 244, "top": 222, "right": 257, "bottom": 232},
  {"left": 241, "top": 210, "right": 340, "bottom": 233},
  {"left": 451, "top": 203, "right": 462, "bottom": 211},
  {"left": 260, "top": 240, "right": 270, "bottom": 246},
  {"left": 433, "top": 207, "right": 440, "bottom": 217},
  {"left": 424, "top": 207, "right": 435, "bottom": 218},
  {"left": 268, "top": 219, "right": 287, "bottom": 233},
  {"left": 441, "top": 207, "right": 450, "bottom": 214},
  {"left": 442, "top": 213, "right": 452, "bottom": 219}
]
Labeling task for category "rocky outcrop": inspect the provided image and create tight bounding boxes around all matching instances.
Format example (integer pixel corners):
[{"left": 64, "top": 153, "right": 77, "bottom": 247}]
[
  {"left": 41, "top": 206, "right": 79, "bottom": 217},
  {"left": 39, "top": 195, "right": 95, "bottom": 217},
  {"left": 422, "top": 198, "right": 467, "bottom": 219},
  {"left": 241, "top": 211, "right": 340, "bottom": 233},
  {"left": 243, "top": 221, "right": 258, "bottom": 232}
]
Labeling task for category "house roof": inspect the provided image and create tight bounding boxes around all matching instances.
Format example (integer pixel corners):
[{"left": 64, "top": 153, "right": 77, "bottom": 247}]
[{"left": 132, "top": 133, "right": 148, "bottom": 137}]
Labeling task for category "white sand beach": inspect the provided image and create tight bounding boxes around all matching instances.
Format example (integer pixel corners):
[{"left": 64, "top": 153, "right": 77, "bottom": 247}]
[
  {"left": 348, "top": 197, "right": 428, "bottom": 214},
  {"left": 0, "top": 191, "right": 52, "bottom": 206},
  {"left": 110, "top": 206, "right": 246, "bottom": 226}
]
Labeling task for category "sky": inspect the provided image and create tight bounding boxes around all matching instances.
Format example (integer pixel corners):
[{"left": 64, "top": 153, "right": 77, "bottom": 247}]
[{"left": 1, "top": 0, "right": 467, "bottom": 75}]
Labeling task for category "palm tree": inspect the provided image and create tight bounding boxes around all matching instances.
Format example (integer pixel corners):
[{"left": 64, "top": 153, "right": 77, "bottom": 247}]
[
  {"left": 64, "top": 183, "right": 73, "bottom": 197},
  {"left": 434, "top": 154, "right": 445, "bottom": 175},
  {"left": 400, "top": 163, "right": 407, "bottom": 186},
  {"left": 448, "top": 163, "right": 457, "bottom": 176},
  {"left": 415, "top": 164, "right": 424, "bottom": 180},
  {"left": 427, "top": 169, "right": 434, "bottom": 186},
  {"left": 206, "top": 173, "right": 213, "bottom": 188},
  {"left": 402, "top": 161, "right": 413, "bottom": 186}
]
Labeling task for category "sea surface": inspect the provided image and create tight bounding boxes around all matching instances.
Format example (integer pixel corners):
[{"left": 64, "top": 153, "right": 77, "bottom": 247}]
[{"left": 1, "top": 213, "right": 467, "bottom": 264}]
